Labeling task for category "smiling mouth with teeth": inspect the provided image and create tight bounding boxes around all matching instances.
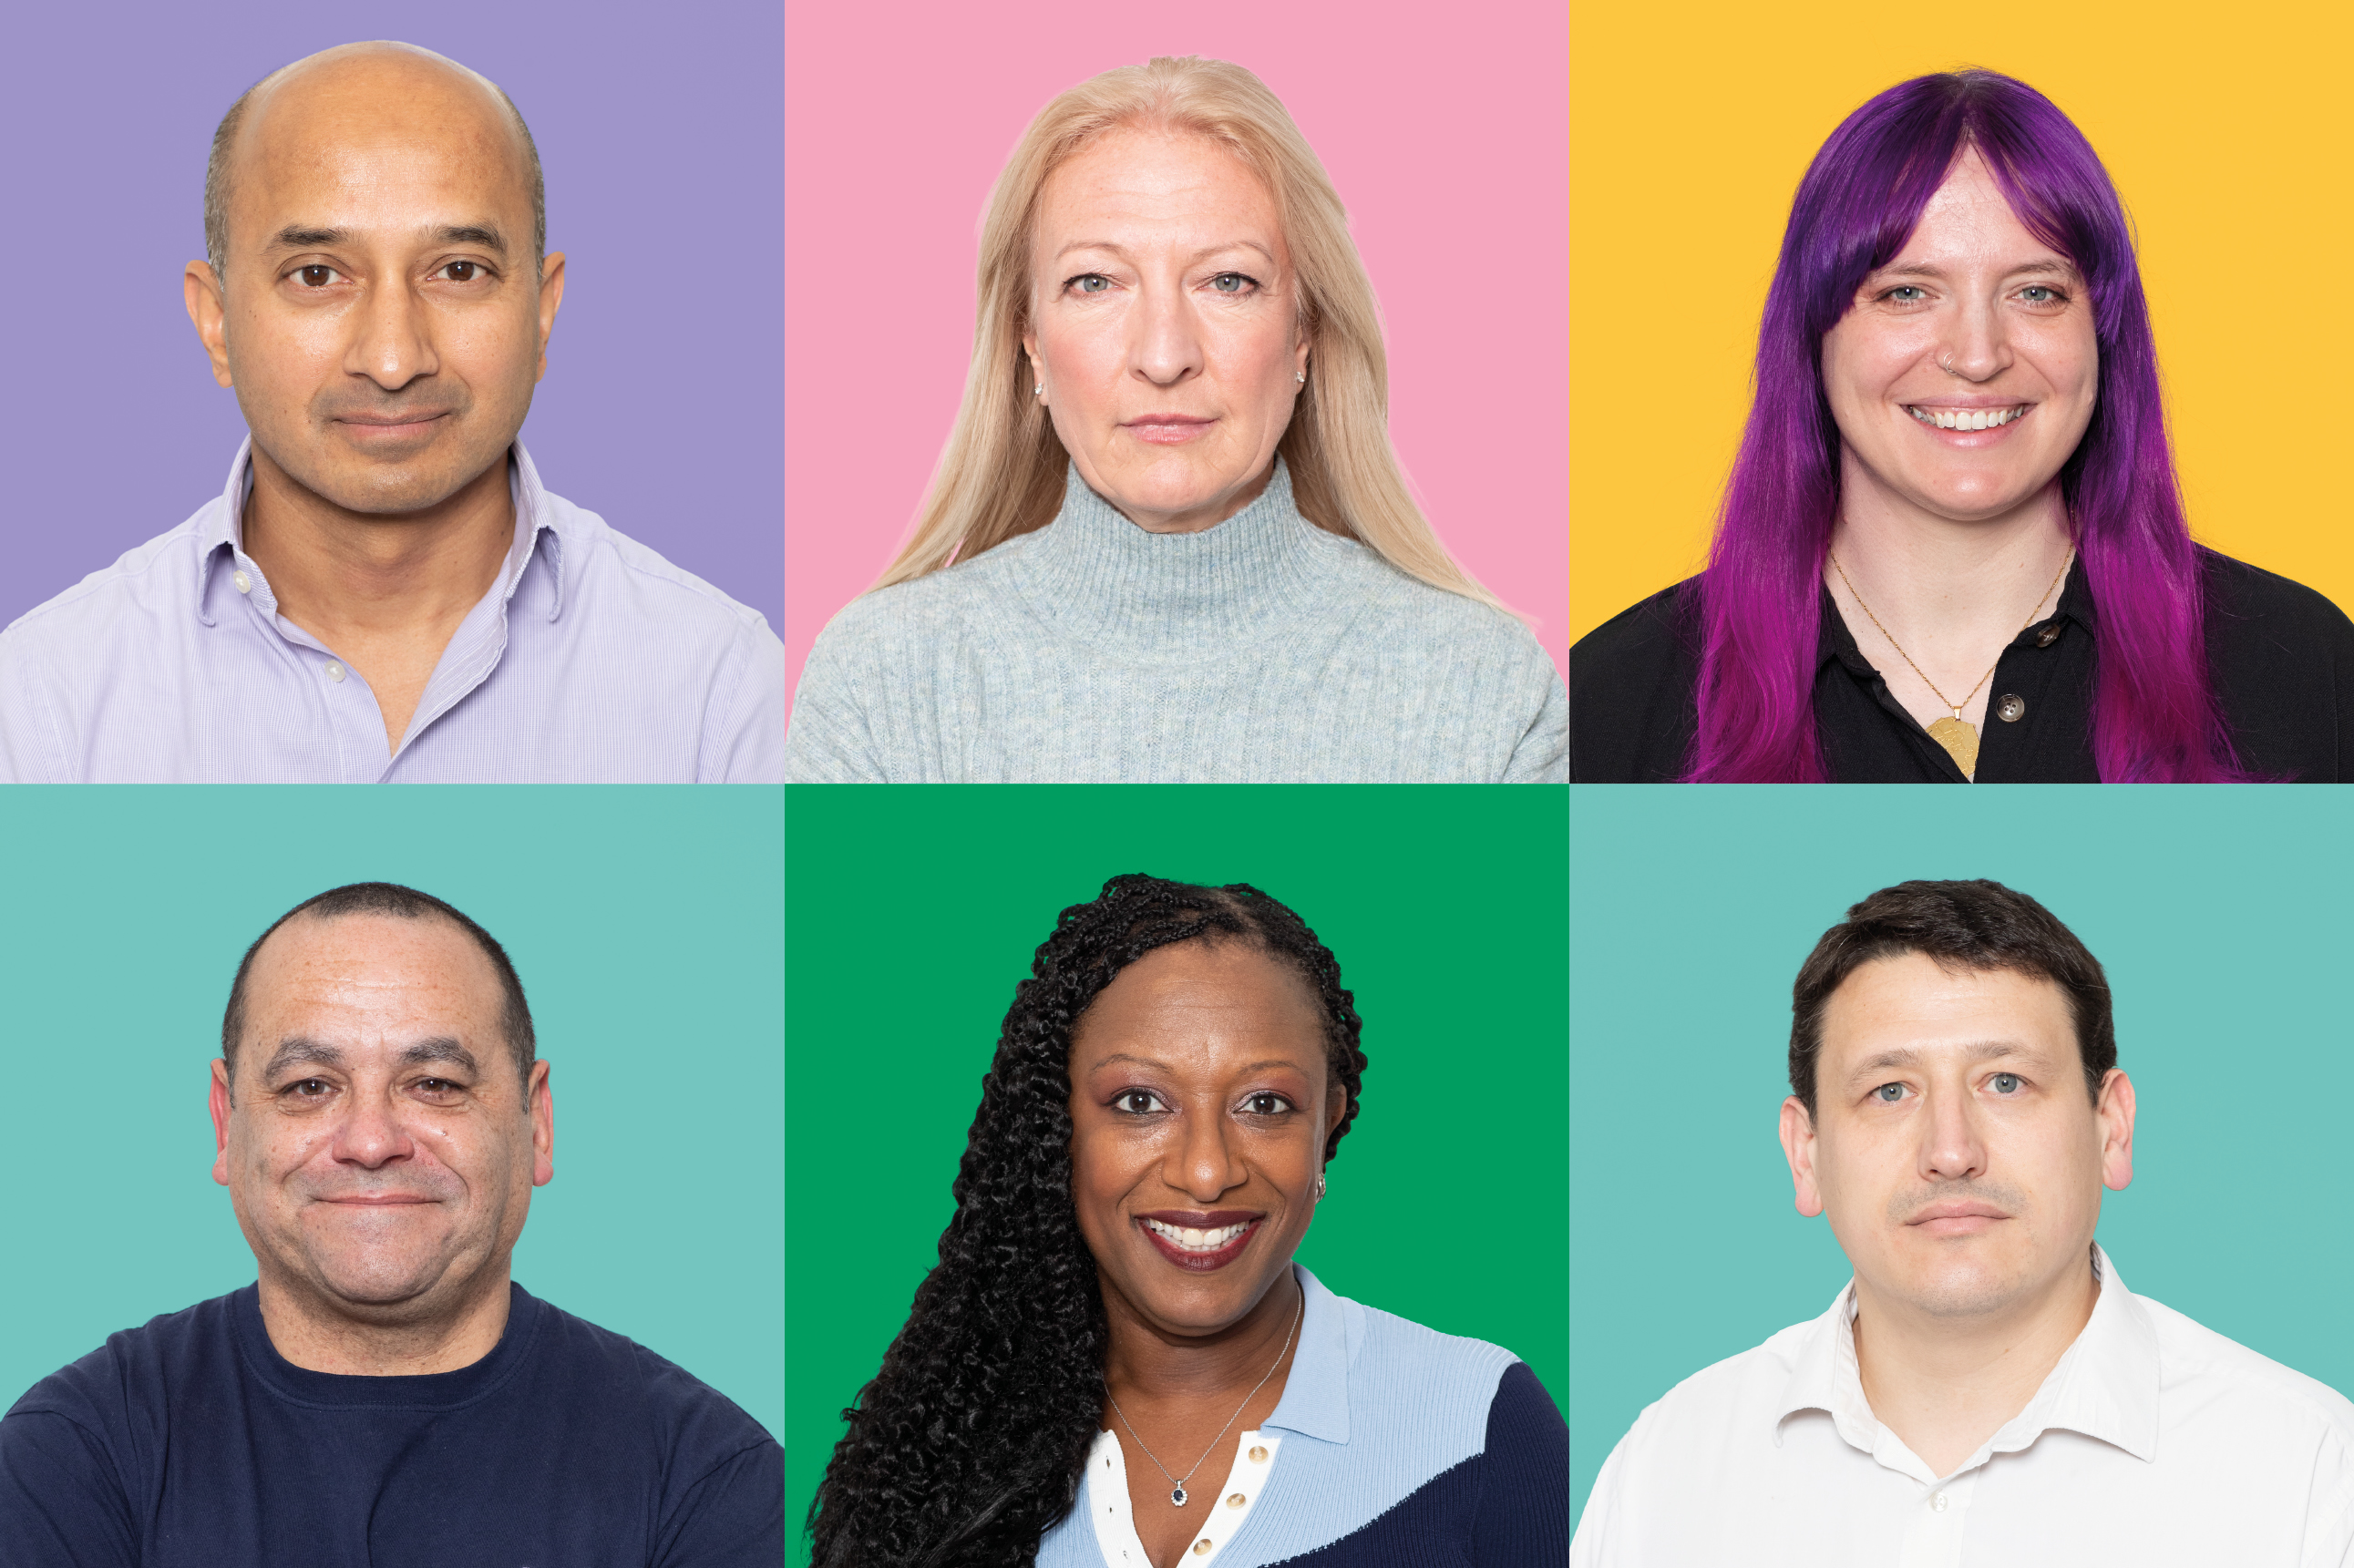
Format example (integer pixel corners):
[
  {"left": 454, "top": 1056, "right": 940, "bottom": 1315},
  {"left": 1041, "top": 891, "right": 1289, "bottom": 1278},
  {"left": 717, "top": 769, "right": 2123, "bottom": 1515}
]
[
  {"left": 1909, "top": 405, "right": 2029, "bottom": 431},
  {"left": 1143, "top": 1218, "right": 1253, "bottom": 1253}
]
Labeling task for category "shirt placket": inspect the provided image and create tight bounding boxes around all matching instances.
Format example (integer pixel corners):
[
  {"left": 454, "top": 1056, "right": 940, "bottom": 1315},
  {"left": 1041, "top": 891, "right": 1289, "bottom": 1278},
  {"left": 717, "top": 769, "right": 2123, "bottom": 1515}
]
[
  {"left": 1897, "top": 1466, "right": 1978, "bottom": 1568},
  {"left": 231, "top": 556, "right": 390, "bottom": 784}
]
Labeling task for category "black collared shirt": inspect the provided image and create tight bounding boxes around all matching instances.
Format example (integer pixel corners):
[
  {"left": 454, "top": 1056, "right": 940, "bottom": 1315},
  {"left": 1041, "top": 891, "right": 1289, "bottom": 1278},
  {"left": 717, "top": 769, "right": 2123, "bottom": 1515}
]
[{"left": 1570, "top": 549, "right": 2354, "bottom": 782}]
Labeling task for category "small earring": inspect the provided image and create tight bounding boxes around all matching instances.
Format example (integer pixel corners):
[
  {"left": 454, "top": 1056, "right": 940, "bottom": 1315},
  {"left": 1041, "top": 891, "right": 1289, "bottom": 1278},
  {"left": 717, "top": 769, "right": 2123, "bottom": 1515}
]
[
  {"left": 1314, "top": 1173, "right": 1326, "bottom": 1200},
  {"left": 1033, "top": 384, "right": 1043, "bottom": 396},
  {"left": 1296, "top": 370, "right": 1307, "bottom": 384}
]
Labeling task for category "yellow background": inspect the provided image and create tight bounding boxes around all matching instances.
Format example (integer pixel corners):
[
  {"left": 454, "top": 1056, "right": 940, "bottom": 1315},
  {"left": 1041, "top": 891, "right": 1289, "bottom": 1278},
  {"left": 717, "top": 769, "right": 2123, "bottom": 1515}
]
[{"left": 1569, "top": 5, "right": 2354, "bottom": 643}]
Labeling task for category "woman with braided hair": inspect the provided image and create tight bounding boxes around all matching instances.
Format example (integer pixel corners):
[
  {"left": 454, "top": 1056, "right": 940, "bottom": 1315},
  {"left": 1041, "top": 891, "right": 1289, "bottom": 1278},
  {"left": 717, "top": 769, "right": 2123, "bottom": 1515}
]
[{"left": 807, "top": 874, "right": 1566, "bottom": 1567}]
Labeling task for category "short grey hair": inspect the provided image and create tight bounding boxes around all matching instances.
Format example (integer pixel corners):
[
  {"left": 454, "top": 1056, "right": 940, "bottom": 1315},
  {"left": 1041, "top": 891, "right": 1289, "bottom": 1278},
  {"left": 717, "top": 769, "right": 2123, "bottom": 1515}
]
[{"left": 202, "top": 44, "right": 546, "bottom": 284}]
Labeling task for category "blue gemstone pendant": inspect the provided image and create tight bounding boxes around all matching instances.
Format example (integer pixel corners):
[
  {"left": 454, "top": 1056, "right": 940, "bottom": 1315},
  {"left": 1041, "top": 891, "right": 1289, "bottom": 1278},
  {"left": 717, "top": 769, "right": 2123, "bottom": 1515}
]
[{"left": 1170, "top": 1486, "right": 1188, "bottom": 1507}]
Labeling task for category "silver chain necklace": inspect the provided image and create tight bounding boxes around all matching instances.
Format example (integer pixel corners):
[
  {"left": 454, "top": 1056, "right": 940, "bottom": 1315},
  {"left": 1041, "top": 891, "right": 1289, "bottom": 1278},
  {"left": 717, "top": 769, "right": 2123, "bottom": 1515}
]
[{"left": 1106, "top": 1286, "right": 1302, "bottom": 1509}]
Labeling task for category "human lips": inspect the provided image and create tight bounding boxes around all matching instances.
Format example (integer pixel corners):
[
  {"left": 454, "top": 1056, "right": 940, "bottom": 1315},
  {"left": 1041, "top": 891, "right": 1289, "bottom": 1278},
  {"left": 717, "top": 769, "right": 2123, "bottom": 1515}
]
[
  {"left": 333, "top": 410, "right": 453, "bottom": 443},
  {"left": 1906, "top": 1199, "right": 2010, "bottom": 1236},
  {"left": 1905, "top": 399, "right": 2032, "bottom": 435},
  {"left": 1121, "top": 413, "right": 1216, "bottom": 446},
  {"left": 1136, "top": 1208, "right": 1262, "bottom": 1271}
]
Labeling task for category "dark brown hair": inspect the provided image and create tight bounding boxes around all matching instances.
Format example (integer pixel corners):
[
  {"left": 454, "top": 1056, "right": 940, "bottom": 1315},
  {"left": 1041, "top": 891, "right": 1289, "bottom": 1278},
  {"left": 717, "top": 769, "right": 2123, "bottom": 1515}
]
[
  {"left": 1790, "top": 879, "right": 2112, "bottom": 1116},
  {"left": 221, "top": 882, "right": 534, "bottom": 1095}
]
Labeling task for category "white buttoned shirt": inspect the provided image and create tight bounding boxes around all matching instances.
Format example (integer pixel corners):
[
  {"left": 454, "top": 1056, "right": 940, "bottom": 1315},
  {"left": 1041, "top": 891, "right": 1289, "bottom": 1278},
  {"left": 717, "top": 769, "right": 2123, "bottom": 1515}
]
[{"left": 1572, "top": 1246, "right": 2354, "bottom": 1566}]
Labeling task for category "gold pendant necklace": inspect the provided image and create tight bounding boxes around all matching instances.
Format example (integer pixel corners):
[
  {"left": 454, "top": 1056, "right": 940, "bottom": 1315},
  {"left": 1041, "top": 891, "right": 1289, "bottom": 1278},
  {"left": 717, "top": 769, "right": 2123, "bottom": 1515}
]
[{"left": 1828, "top": 549, "right": 2072, "bottom": 781}]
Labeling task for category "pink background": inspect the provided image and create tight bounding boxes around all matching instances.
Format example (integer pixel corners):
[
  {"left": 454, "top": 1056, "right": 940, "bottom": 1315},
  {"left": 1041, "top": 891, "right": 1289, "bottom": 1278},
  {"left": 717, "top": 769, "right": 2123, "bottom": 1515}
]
[{"left": 783, "top": 1, "right": 1568, "bottom": 703}]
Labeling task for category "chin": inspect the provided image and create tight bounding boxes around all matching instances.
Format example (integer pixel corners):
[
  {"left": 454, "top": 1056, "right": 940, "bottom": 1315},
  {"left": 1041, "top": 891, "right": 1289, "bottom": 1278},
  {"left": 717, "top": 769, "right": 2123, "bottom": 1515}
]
[{"left": 1900, "top": 1255, "right": 2029, "bottom": 1318}]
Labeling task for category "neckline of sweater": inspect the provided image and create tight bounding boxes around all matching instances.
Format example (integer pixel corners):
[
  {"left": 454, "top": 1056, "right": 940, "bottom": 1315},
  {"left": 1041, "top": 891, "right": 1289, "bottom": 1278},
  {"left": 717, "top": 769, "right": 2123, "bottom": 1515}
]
[{"left": 1014, "top": 456, "right": 1348, "bottom": 651}]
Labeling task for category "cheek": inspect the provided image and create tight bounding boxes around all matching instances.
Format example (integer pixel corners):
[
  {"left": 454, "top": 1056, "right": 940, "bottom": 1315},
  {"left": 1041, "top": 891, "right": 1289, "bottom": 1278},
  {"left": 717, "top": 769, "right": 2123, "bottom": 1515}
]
[{"left": 1822, "top": 321, "right": 1913, "bottom": 412}]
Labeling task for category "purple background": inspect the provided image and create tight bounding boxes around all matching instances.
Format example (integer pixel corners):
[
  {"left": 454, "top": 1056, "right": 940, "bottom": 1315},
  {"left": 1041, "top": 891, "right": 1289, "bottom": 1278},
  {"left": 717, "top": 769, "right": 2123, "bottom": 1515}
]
[{"left": 0, "top": 5, "right": 783, "bottom": 635}]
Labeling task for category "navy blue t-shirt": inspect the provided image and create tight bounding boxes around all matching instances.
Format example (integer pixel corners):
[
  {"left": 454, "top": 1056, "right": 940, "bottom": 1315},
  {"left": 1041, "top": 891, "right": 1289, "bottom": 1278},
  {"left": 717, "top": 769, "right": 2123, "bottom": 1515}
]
[{"left": 0, "top": 1282, "right": 782, "bottom": 1567}]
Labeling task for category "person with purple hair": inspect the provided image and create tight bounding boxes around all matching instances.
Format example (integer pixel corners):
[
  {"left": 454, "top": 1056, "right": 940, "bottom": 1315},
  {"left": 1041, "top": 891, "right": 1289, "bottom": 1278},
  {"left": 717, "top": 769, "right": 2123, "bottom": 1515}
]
[{"left": 1571, "top": 69, "right": 2354, "bottom": 783}]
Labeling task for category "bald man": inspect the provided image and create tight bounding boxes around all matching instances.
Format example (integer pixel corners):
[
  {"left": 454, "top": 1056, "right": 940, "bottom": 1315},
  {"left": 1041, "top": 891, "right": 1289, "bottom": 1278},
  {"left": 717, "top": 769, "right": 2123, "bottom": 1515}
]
[
  {"left": 0, "top": 882, "right": 783, "bottom": 1565},
  {"left": 0, "top": 43, "right": 785, "bottom": 783}
]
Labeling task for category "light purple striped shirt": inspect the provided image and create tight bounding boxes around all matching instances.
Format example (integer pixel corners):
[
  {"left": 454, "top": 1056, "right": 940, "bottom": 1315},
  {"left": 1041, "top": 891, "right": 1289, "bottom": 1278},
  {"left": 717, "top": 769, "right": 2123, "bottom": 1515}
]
[{"left": 0, "top": 441, "right": 784, "bottom": 782}]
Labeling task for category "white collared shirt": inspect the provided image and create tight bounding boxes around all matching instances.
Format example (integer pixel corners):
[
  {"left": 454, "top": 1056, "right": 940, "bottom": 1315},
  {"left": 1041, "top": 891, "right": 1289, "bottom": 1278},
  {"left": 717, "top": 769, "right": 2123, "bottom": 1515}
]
[{"left": 1573, "top": 1246, "right": 2354, "bottom": 1566}]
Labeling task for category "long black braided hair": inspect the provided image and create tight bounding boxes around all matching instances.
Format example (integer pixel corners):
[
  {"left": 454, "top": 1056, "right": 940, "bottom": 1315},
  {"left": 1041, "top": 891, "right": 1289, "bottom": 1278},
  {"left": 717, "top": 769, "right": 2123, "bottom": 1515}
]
[{"left": 808, "top": 874, "right": 1369, "bottom": 1567}]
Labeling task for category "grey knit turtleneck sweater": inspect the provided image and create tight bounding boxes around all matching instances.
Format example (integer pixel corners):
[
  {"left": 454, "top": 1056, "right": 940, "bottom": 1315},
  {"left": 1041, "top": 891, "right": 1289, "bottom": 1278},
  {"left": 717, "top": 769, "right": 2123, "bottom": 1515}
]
[{"left": 785, "top": 459, "right": 1567, "bottom": 783}]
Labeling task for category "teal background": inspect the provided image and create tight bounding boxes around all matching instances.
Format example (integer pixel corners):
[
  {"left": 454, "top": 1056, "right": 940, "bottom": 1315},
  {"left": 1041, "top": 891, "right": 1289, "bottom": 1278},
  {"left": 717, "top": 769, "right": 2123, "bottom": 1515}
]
[
  {"left": 0, "top": 786, "right": 782, "bottom": 1440},
  {"left": 786, "top": 784, "right": 1568, "bottom": 1553},
  {"left": 1570, "top": 785, "right": 2354, "bottom": 1524}
]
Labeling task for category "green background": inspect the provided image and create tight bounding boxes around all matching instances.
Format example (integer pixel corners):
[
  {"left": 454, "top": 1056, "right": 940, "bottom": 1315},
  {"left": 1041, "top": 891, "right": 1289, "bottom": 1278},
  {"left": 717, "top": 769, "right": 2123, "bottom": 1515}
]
[
  {"left": 0, "top": 786, "right": 781, "bottom": 1440},
  {"left": 786, "top": 784, "right": 1568, "bottom": 1549},
  {"left": 1570, "top": 784, "right": 2354, "bottom": 1524}
]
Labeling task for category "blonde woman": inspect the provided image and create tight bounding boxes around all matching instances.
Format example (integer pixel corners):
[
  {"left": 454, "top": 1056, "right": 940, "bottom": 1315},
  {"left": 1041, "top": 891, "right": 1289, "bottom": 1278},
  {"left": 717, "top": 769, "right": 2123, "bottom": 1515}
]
[{"left": 784, "top": 56, "right": 1566, "bottom": 784}]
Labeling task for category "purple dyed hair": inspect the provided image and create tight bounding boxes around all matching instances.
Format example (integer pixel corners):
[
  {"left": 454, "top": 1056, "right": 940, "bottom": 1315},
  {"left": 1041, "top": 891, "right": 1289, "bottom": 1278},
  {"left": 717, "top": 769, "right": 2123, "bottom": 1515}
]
[{"left": 1686, "top": 69, "right": 2241, "bottom": 783}]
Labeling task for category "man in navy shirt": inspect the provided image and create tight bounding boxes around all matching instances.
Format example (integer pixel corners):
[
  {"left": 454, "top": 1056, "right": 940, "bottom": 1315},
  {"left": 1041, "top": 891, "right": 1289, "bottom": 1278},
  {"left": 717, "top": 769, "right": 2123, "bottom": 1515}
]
[{"left": 0, "top": 881, "right": 782, "bottom": 1566}]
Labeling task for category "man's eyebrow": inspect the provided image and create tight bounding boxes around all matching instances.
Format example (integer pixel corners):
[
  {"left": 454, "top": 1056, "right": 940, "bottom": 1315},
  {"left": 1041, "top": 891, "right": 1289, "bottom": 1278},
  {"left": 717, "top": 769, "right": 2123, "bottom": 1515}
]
[
  {"left": 261, "top": 1037, "right": 346, "bottom": 1080},
  {"left": 270, "top": 226, "right": 350, "bottom": 251},
  {"left": 397, "top": 1038, "right": 481, "bottom": 1075},
  {"left": 435, "top": 224, "right": 508, "bottom": 253},
  {"left": 263, "top": 224, "right": 509, "bottom": 254},
  {"left": 1849, "top": 1040, "right": 2036, "bottom": 1078}
]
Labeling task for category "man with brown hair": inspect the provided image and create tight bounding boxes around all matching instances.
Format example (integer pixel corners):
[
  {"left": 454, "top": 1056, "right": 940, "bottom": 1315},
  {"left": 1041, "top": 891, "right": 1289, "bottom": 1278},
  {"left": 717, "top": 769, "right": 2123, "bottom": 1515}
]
[{"left": 1574, "top": 879, "right": 2354, "bottom": 1565}]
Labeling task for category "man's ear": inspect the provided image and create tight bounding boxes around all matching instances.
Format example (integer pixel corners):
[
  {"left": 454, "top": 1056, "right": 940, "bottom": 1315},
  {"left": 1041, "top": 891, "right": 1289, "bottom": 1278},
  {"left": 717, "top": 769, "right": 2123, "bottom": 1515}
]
[
  {"left": 2095, "top": 1067, "right": 2135, "bottom": 1193},
  {"left": 1779, "top": 1095, "right": 1825, "bottom": 1218},
  {"left": 210, "top": 1059, "right": 236, "bottom": 1187},
  {"left": 184, "top": 261, "right": 234, "bottom": 388}
]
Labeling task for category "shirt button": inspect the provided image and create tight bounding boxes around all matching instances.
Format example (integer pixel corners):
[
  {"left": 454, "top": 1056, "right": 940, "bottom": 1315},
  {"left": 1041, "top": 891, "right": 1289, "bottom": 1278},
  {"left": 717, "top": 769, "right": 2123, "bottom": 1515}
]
[
  {"left": 324, "top": 661, "right": 345, "bottom": 683},
  {"left": 1931, "top": 1491, "right": 1948, "bottom": 1512},
  {"left": 2035, "top": 624, "right": 2060, "bottom": 647},
  {"left": 231, "top": 569, "right": 252, "bottom": 595},
  {"left": 1248, "top": 1446, "right": 1268, "bottom": 1463},
  {"left": 1192, "top": 1542, "right": 1213, "bottom": 1557},
  {"left": 1227, "top": 1493, "right": 1247, "bottom": 1508},
  {"left": 1996, "top": 693, "right": 2025, "bottom": 723}
]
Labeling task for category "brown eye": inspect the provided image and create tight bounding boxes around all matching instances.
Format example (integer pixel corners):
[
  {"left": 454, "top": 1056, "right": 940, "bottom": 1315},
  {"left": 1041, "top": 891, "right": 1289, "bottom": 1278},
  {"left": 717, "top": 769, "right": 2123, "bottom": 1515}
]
[
  {"left": 441, "top": 261, "right": 480, "bottom": 282},
  {"left": 295, "top": 265, "right": 336, "bottom": 288}
]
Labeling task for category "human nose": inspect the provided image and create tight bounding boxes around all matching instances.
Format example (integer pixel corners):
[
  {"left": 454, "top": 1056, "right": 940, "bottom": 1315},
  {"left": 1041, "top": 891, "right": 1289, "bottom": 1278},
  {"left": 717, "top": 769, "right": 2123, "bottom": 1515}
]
[
  {"left": 1165, "top": 1104, "right": 1247, "bottom": 1203},
  {"left": 328, "top": 1088, "right": 419, "bottom": 1171},
  {"left": 344, "top": 274, "right": 439, "bottom": 393},
  {"left": 1917, "top": 1081, "right": 1989, "bottom": 1184},
  {"left": 1130, "top": 276, "right": 1203, "bottom": 388},
  {"left": 1935, "top": 291, "right": 2011, "bottom": 383}
]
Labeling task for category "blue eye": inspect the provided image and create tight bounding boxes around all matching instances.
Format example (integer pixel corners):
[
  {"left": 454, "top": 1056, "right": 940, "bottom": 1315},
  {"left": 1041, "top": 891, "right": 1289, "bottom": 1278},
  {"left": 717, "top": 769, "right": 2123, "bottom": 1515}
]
[
  {"left": 1068, "top": 274, "right": 1111, "bottom": 294},
  {"left": 2019, "top": 286, "right": 2060, "bottom": 303},
  {"left": 1886, "top": 285, "right": 1927, "bottom": 302},
  {"left": 1874, "top": 1082, "right": 1904, "bottom": 1103},
  {"left": 1209, "top": 272, "right": 1255, "bottom": 294},
  {"left": 1990, "top": 1073, "right": 2022, "bottom": 1094}
]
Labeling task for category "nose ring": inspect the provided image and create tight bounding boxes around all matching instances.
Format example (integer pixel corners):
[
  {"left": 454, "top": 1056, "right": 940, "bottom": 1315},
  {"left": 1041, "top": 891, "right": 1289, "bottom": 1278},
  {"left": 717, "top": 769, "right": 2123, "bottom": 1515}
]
[{"left": 1938, "top": 354, "right": 1960, "bottom": 377}]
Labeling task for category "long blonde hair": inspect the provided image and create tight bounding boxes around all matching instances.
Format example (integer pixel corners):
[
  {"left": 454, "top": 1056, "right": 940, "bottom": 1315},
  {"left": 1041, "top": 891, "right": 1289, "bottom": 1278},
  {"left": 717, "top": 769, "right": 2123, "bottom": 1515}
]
[{"left": 870, "top": 56, "right": 1503, "bottom": 611}]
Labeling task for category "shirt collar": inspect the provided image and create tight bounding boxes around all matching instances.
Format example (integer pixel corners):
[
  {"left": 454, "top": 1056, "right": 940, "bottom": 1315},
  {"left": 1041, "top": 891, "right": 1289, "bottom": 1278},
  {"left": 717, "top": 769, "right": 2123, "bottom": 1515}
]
[
  {"left": 193, "top": 437, "right": 570, "bottom": 626},
  {"left": 1815, "top": 552, "right": 2095, "bottom": 676},
  {"left": 1259, "top": 1263, "right": 1351, "bottom": 1445},
  {"left": 1773, "top": 1244, "right": 2160, "bottom": 1471}
]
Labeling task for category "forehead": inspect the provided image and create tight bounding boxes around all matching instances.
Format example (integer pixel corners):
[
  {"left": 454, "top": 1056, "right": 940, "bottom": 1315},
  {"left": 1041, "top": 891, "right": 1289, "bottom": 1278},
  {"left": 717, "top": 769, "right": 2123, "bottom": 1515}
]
[
  {"left": 231, "top": 52, "right": 530, "bottom": 227},
  {"left": 242, "top": 913, "right": 502, "bottom": 1040},
  {"left": 1035, "top": 128, "right": 1281, "bottom": 248},
  {"left": 1818, "top": 951, "right": 2076, "bottom": 1067},
  {"left": 1072, "top": 939, "right": 1323, "bottom": 1065},
  {"left": 1887, "top": 148, "right": 2061, "bottom": 265}
]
